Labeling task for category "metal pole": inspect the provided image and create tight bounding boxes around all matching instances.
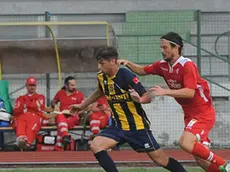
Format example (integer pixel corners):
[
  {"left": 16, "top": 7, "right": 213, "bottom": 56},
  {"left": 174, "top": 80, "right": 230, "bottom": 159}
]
[
  {"left": 46, "top": 73, "right": 51, "bottom": 106},
  {"left": 0, "top": 132, "right": 4, "bottom": 150},
  {"left": 228, "top": 32, "right": 230, "bottom": 81},
  {"left": 45, "top": 11, "right": 51, "bottom": 38},
  {"left": 196, "top": 10, "right": 202, "bottom": 74}
]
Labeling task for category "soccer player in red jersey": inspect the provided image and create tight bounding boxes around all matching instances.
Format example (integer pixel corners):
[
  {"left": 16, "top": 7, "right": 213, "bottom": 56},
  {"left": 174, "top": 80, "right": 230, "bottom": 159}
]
[
  {"left": 118, "top": 32, "right": 229, "bottom": 172},
  {"left": 51, "top": 76, "right": 84, "bottom": 151}
]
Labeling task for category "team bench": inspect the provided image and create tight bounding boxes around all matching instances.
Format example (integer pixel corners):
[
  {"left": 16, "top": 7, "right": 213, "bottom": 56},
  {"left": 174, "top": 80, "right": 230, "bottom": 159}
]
[
  {"left": 0, "top": 125, "right": 90, "bottom": 132},
  {"left": 0, "top": 125, "right": 90, "bottom": 151}
]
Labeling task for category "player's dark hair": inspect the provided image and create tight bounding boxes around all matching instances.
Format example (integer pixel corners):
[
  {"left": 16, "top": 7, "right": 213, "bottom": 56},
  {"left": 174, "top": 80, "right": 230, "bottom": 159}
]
[
  {"left": 161, "top": 32, "right": 183, "bottom": 55},
  {"left": 96, "top": 46, "right": 118, "bottom": 61},
  {"left": 61, "top": 76, "right": 75, "bottom": 90}
]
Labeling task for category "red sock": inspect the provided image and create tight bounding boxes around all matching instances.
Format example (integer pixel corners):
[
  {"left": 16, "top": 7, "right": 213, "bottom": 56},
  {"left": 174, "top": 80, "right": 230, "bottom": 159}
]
[
  {"left": 56, "top": 114, "right": 69, "bottom": 137},
  {"left": 206, "top": 163, "right": 221, "bottom": 172},
  {"left": 59, "top": 125, "right": 68, "bottom": 137},
  {"left": 90, "top": 119, "right": 100, "bottom": 134},
  {"left": 192, "top": 142, "right": 226, "bottom": 167}
]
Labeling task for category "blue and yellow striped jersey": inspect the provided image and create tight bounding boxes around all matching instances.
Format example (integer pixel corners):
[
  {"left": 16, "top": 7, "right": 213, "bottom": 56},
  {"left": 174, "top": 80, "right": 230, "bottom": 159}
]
[{"left": 97, "top": 68, "right": 150, "bottom": 131}]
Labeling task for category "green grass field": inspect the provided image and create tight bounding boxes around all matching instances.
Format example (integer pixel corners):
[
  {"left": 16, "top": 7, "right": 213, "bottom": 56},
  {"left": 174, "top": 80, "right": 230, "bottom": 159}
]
[{"left": 0, "top": 167, "right": 204, "bottom": 172}]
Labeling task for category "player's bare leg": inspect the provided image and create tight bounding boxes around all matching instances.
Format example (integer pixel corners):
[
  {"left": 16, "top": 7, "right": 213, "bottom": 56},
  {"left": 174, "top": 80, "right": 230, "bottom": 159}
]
[
  {"left": 90, "top": 136, "right": 117, "bottom": 152},
  {"left": 147, "top": 149, "right": 169, "bottom": 167},
  {"left": 147, "top": 149, "right": 187, "bottom": 172},
  {"left": 193, "top": 155, "right": 224, "bottom": 172},
  {"left": 179, "top": 131, "right": 228, "bottom": 171},
  {"left": 90, "top": 136, "right": 118, "bottom": 172},
  {"left": 194, "top": 156, "right": 210, "bottom": 170},
  {"left": 193, "top": 143, "right": 222, "bottom": 172}
]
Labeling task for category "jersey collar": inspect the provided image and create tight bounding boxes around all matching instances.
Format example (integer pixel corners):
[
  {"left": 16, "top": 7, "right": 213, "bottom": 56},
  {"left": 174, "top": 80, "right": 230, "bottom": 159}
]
[
  {"left": 26, "top": 92, "right": 37, "bottom": 97},
  {"left": 63, "top": 90, "right": 78, "bottom": 96},
  {"left": 171, "top": 56, "right": 184, "bottom": 68},
  {"left": 107, "top": 68, "right": 120, "bottom": 79}
]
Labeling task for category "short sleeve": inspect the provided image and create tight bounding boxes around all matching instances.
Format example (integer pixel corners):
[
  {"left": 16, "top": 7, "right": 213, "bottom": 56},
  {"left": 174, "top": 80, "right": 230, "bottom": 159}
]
[
  {"left": 183, "top": 62, "right": 197, "bottom": 89},
  {"left": 53, "top": 91, "right": 60, "bottom": 103},
  {"left": 78, "top": 92, "right": 85, "bottom": 103},
  {"left": 39, "top": 94, "right": 45, "bottom": 103},
  {"left": 38, "top": 94, "right": 45, "bottom": 111},
  {"left": 144, "top": 61, "right": 163, "bottom": 76}
]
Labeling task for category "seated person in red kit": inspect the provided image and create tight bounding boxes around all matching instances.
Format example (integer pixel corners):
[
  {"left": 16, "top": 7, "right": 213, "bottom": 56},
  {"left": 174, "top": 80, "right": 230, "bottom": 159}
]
[
  {"left": 12, "top": 77, "right": 46, "bottom": 150},
  {"left": 51, "top": 76, "right": 84, "bottom": 151},
  {"left": 88, "top": 96, "right": 111, "bottom": 136}
]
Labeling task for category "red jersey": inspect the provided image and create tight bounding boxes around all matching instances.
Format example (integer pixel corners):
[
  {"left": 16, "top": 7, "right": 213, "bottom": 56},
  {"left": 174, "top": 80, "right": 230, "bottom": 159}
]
[
  {"left": 144, "top": 56, "right": 215, "bottom": 120},
  {"left": 14, "top": 93, "right": 45, "bottom": 117},
  {"left": 96, "top": 96, "right": 109, "bottom": 107},
  {"left": 95, "top": 96, "right": 111, "bottom": 116},
  {"left": 53, "top": 90, "right": 84, "bottom": 111}
]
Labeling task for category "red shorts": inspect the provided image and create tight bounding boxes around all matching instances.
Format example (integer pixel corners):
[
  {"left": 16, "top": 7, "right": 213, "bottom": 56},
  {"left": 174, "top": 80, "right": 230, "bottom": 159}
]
[{"left": 184, "top": 117, "right": 215, "bottom": 146}]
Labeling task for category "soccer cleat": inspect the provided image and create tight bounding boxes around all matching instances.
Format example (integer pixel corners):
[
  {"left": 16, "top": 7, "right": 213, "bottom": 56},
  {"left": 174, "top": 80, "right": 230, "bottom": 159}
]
[
  {"left": 54, "top": 145, "right": 64, "bottom": 152},
  {"left": 219, "top": 163, "right": 230, "bottom": 172},
  {"left": 16, "top": 136, "right": 30, "bottom": 150},
  {"left": 13, "top": 143, "right": 23, "bottom": 152},
  {"left": 17, "top": 139, "right": 26, "bottom": 149},
  {"left": 62, "top": 135, "right": 71, "bottom": 150}
]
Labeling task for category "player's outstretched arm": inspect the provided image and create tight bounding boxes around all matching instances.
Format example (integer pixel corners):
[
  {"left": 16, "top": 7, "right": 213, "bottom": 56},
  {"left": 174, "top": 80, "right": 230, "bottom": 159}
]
[
  {"left": 118, "top": 59, "right": 147, "bottom": 76},
  {"left": 164, "top": 88, "right": 195, "bottom": 98},
  {"left": 139, "top": 92, "right": 152, "bottom": 103},
  {"left": 82, "top": 87, "right": 104, "bottom": 109},
  {"left": 51, "top": 93, "right": 60, "bottom": 112},
  {"left": 149, "top": 86, "right": 195, "bottom": 98},
  {"left": 70, "top": 87, "right": 104, "bottom": 114},
  {"left": 129, "top": 89, "right": 152, "bottom": 104}
]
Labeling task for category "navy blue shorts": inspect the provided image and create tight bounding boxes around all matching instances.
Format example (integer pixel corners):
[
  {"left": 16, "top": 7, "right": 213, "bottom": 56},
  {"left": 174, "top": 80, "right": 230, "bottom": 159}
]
[{"left": 97, "top": 126, "right": 160, "bottom": 152}]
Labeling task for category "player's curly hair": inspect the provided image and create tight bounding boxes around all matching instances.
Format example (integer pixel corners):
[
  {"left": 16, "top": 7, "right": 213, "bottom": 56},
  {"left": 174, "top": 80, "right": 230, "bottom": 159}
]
[
  {"left": 161, "top": 32, "right": 183, "bottom": 55},
  {"left": 96, "top": 46, "right": 118, "bottom": 61}
]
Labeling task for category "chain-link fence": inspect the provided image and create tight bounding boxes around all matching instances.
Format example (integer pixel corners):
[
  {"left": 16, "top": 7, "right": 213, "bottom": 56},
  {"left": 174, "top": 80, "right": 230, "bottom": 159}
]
[{"left": 198, "top": 12, "right": 230, "bottom": 148}]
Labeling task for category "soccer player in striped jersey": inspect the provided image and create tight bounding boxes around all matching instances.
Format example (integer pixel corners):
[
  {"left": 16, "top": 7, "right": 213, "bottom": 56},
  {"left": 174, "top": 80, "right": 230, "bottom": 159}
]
[{"left": 70, "top": 47, "right": 187, "bottom": 172}]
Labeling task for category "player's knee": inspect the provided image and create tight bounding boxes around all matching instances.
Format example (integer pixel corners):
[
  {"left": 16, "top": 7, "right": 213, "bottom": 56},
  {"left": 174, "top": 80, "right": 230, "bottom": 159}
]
[
  {"left": 178, "top": 136, "right": 194, "bottom": 153},
  {"left": 72, "top": 115, "right": 80, "bottom": 125},
  {"left": 178, "top": 136, "right": 187, "bottom": 150},
  {"left": 56, "top": 113, "right": 66, "bottom": 123},
  {"left": 90, "top": 138, "right": 103, "bottom": 153},
  {"left": 148, "top": 149, "right": 169, "bottom": 167},
  {"left": 89, "top": 113, "right": 100, "bottom": 121}
]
